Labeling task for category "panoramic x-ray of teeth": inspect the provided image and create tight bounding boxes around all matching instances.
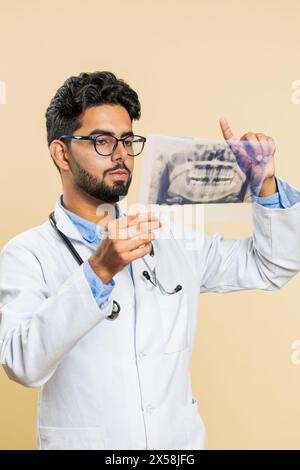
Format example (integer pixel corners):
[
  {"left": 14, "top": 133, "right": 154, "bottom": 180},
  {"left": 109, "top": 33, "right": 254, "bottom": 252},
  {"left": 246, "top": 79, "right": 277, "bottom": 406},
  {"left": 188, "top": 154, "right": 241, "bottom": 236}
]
[{"left": 141, "top": 135, "right": 265, "bottom": 205}]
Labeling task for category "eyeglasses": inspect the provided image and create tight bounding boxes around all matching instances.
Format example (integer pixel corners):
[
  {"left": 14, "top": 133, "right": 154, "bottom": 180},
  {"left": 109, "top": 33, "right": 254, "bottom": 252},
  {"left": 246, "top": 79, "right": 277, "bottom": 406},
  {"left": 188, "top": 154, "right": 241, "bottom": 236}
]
[{"left": 59, "top": 134, "right": 146, "bottom": 157}]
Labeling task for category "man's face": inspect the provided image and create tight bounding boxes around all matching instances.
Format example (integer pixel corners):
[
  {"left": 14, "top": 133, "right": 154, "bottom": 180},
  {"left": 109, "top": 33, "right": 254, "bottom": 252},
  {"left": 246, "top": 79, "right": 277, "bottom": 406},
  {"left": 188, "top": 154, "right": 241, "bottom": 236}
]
[{"left": 65, "top": 104, "right": 134, "bottom": 203}]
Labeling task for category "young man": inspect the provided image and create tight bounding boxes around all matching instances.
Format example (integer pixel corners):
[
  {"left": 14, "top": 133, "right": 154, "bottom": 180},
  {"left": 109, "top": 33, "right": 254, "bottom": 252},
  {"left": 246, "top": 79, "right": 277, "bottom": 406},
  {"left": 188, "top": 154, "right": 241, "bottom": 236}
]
[{"left": 0, "top": 72, "right": 300, "bottom": 450}]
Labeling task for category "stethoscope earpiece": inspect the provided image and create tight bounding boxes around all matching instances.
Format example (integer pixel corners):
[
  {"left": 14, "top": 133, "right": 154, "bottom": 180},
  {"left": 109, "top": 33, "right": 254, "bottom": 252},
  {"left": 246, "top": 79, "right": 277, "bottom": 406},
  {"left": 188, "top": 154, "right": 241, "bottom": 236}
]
[
  {"left": 142, "top": 264, "right": 183, "bottom": 295},
  {"left": 174, "top": 285, "right": 182, "bottom": 293},
  {"left": 142, "top": 271, "right": 151, "bottom": 282}
]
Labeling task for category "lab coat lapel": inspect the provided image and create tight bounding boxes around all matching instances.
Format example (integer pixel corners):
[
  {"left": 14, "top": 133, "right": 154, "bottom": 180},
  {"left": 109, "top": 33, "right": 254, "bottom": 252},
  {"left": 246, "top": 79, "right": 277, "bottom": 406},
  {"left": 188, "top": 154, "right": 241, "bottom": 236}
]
[{"left": 54, "top": 199, "right": 86, "bottom": 242}]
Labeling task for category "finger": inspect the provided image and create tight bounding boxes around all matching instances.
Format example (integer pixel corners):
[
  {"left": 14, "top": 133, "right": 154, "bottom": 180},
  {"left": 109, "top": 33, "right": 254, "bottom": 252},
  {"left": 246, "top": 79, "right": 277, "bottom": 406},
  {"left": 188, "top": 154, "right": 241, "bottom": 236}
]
[
  {"left": 241, "top": 133, "right": 263, "bottom": 162},
  {"left": 125, "top": 220, "right": 161, "bottom": 239},
  {"left": 266, "top": 136, "right": 276, "bottom": 157},
  {"left": 103, "top": 231, "right": 154, "bottom": 260},
  {"left": 122, "top": 220, "right": 161, "bottom": 238},
  {"left": 103, "top": 213, "right": 137, "bottom": 231},
  {"left": 109, "top": 220, "right": 161, "bottom": 240},
  {"left": 126, "top": 211, "right": 160, "bottom": 228},
  {"left": 255, "top": 133, "right": 271, "bottom": 159},
  {"left": 107, "top": 211, "right": 159, "bottom": 231},
  {"left": 125, "top": 232, "right": 155, "bottom": 251},
  {"left": 126, "top": 240, "right": 153, "bottom": 263},
  {"left": 219, "top": 117, "right": 238, "bottom": 141},
  {"left": 219, "top": 118, "right": 249, "bottom": 160}
]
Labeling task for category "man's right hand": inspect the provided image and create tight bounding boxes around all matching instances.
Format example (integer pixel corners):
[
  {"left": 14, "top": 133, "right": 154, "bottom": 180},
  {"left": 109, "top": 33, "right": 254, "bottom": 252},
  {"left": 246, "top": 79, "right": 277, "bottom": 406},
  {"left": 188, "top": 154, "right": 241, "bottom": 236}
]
[{"left": 89, "top": 212, "right": 161, "bottom": 284}]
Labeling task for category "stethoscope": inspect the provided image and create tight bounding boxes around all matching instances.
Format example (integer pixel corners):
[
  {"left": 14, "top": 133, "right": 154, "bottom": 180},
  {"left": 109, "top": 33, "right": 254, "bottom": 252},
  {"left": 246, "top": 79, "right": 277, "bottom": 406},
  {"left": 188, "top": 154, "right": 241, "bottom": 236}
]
[{"left": 48, "top": 212, "right": 183, "bottom": 319}]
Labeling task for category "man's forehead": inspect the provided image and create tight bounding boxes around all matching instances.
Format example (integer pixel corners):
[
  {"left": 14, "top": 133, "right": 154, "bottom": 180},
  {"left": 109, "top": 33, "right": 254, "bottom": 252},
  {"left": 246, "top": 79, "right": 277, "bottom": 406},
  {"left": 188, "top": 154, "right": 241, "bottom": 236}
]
[{"left": 81, "top": 104, "right": 132, "bottom": 129}]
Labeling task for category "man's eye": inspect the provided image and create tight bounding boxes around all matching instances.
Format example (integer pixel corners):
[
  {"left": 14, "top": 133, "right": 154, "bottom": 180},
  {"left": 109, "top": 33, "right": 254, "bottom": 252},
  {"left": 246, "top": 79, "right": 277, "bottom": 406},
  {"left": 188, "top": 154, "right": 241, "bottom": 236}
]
[
  {"left": 125, "top": 140, "right": 133, "bottom": 147},
  {"left": 97, "top": 139, "right": 109, "bottom": 145}
]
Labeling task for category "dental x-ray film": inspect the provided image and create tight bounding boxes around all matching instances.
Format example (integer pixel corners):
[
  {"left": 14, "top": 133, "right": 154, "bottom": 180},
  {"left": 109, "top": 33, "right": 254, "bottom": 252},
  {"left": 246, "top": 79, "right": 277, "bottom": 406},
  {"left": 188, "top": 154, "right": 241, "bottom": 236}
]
[{"left": 139, "top": 134, "right": 267, "bottom": 205}]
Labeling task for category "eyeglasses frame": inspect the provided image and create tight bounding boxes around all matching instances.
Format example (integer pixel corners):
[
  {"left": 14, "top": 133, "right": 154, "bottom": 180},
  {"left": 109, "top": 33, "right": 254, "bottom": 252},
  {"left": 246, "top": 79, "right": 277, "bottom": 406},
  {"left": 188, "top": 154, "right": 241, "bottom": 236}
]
[{"left": 59, "top": 134, "right": 147, "bottom": 157}]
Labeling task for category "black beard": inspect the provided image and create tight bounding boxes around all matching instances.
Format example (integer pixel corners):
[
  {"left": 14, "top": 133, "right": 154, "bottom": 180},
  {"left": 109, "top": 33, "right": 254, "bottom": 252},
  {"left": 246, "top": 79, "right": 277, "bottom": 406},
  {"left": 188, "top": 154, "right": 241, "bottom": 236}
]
[{"left": 69, "top": 155, "right": 132, "bottom": 203}]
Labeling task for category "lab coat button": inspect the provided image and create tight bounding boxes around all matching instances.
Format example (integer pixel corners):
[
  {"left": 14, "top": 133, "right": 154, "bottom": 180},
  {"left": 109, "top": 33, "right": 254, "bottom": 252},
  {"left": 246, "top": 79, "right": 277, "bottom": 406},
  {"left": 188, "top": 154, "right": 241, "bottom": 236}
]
[
  {"left": 145, "top": 404, "right": 155, "bottom": 414},
  {"left": 138, "top": 352, "right": 146, "bottom": 360}
]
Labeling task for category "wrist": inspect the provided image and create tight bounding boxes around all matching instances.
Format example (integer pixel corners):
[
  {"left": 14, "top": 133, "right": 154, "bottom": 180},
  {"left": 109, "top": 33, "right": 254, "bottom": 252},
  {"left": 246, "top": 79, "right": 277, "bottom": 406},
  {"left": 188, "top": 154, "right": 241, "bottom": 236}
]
[
  {"left": 89, "top": 258, "right": 113, "bottom": 285},
  {"left": 259, "top": 176, "right": 277, "bottom": 197}
]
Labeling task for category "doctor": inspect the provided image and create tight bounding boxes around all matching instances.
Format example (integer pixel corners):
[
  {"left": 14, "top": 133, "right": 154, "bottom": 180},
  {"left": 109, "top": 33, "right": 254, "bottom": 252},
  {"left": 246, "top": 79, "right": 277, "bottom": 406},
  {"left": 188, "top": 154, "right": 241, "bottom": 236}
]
[{"left": 1, "top": 71, "right": 300, "bottom": 451}]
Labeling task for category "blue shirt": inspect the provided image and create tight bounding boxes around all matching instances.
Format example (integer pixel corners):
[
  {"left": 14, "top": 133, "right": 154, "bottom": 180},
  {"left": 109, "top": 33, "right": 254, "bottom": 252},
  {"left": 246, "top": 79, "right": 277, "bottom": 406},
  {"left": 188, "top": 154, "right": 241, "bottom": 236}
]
[{"left": 59, "top": 178, "right": 300, "bottom": 307}]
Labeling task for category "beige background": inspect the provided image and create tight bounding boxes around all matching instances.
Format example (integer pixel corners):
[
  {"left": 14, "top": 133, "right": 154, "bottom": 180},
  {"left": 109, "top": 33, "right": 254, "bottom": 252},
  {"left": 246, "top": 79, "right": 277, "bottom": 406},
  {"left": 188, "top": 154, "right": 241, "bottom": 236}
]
[{"left": 0, "top": 0, "right": 300, "bottom": 450}]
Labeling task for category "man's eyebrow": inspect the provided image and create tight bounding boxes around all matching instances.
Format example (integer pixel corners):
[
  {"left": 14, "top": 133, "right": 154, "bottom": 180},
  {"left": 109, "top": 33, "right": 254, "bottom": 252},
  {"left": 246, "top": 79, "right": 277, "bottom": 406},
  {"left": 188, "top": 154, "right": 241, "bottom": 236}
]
[{"left": 88, "top": 129, "right": 134, "bottom": 137}]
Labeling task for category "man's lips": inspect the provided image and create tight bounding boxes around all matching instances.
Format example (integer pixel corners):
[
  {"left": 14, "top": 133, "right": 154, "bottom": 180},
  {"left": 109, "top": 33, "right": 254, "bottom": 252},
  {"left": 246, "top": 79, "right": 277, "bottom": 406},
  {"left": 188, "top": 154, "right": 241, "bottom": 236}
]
[{"left": 108, "top": 170, "right": 128, "bottom": 180}]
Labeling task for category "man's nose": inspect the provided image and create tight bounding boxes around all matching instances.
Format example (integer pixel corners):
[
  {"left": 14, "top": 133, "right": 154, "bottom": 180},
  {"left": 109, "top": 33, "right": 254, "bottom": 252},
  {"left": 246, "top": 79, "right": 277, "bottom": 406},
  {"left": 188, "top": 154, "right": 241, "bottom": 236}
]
[{"left": 111, "top": 140, "right": 128, "bottom": 162}]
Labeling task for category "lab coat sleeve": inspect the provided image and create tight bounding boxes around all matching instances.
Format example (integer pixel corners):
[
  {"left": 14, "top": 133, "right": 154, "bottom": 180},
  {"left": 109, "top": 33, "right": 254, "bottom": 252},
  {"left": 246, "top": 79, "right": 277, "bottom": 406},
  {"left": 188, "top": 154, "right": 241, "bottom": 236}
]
[
  {"left": 0, "top": 239, "right": 115, "bottom": 388},
  {"left": 196, "top": 199, "right": 300, "bottom": 293}
]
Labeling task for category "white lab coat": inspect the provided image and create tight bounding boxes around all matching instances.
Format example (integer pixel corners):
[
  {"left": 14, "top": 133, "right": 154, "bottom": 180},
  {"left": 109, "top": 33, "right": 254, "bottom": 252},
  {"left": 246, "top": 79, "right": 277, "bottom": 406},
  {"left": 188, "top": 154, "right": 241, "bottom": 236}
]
[{"left": 1, "top": 197, "right": 300, "bottom": 450}]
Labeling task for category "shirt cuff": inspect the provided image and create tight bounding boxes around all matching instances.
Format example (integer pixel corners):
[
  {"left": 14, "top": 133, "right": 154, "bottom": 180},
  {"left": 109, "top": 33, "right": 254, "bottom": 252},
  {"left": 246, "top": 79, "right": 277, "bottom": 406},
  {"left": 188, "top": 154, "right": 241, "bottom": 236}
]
[
  {"left": 252, "top": 191, "right": 281, "bottom": 208},
  {"left": 252, "top": 177, "right": 284, "bottom": 208},
  {"left": 83, "top": 259, "right": 115, "bottom": 307}
]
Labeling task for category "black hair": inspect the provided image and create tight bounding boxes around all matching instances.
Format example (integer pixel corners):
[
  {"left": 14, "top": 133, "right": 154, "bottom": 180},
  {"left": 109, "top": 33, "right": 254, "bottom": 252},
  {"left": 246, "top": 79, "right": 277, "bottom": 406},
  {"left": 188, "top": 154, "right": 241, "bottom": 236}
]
[{"left": 45, "top": 71, "right": 141, "bottom": 169}]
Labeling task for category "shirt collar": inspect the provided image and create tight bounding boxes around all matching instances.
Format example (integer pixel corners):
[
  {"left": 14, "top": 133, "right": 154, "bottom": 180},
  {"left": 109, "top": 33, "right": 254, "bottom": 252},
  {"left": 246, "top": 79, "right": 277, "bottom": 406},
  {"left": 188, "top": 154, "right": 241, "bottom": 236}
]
[{"left": 53, "top": 195, "right": 123, "bottom": 243}]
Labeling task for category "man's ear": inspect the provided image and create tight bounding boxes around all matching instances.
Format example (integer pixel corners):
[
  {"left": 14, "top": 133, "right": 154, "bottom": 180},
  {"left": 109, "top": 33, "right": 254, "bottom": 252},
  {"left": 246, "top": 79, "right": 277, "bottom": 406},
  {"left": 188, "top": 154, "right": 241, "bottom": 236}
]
[{"left": 50, "top": 140, "right": 70, "bottom": 172}]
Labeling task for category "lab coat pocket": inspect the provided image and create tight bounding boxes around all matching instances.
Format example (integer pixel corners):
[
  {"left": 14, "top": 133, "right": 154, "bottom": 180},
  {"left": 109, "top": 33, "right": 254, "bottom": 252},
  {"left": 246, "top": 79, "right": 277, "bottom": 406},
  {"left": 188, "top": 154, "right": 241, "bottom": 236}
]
[
  {"left": 38, "top": 426, "right": 107, "bottom": 450},
  {"left": 160, "top": 289, "right": 189, "bottom": 353}
]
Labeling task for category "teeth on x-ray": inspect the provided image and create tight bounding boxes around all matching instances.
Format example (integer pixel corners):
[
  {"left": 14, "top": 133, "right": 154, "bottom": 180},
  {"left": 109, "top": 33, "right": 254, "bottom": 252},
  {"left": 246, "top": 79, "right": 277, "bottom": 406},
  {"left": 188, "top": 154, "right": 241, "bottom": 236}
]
[
  {"left": 188, "top": 161, "right": 235, "bottom": 186},
  {"left": 144, "top": 136, "right": 258, "bottom": 204}
]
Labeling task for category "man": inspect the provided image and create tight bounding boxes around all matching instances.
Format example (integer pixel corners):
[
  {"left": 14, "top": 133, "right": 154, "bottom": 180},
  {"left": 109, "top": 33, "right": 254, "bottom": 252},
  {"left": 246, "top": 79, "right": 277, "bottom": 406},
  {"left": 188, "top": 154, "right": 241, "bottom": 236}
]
[{"left": 0, "top": 71, "right": 300, "bottom": 450}]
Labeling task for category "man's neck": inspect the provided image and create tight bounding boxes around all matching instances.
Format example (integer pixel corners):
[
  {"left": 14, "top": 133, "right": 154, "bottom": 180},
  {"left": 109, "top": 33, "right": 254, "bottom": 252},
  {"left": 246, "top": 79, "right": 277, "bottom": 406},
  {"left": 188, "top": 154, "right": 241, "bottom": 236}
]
[{"left": 62, "top": 191, "right": 117, "bottom": 227}]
